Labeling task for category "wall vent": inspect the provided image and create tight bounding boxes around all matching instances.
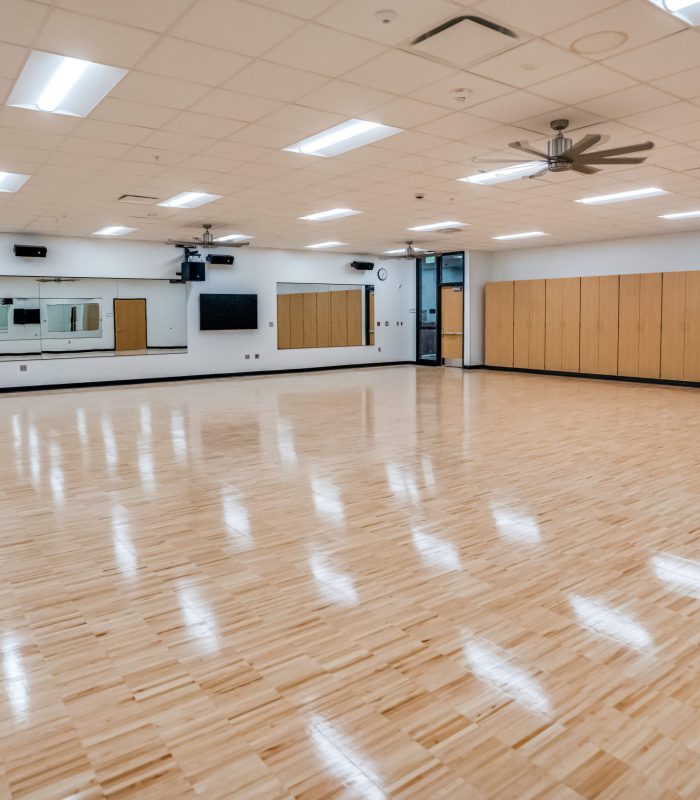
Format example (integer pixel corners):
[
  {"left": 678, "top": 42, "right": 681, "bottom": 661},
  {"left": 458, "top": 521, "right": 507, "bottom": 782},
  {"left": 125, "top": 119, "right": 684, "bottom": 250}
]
[{"left": 118, "top": 194, "right": 159, "bottom": 205}]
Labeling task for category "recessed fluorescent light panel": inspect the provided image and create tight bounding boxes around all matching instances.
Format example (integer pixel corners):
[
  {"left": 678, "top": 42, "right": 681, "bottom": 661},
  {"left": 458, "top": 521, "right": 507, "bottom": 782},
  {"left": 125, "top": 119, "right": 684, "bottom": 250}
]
[
  {"left": 460, "top": 162, "right": 545, "bottom": 185},
  {"left": 7, "top": 51, "right": 127, "bottom": 117},
  {"left": 576, "top": 187, "right": 668, "bottom": 205},
  {"left": 0, "top": 172, "right": 31, "bottom": 192},
  {"left": 660, "top": 210, "right": 700, "bottom": 219},
  {"left": 214, "top": 233, "right": 253, "bottom": 242},
  {"left": 493, "top": 231, "right": 549, "bottom": 240},
  {"left": 92, "top": 226, "right": 137, "bottom": 236},
  {"left": 284, "top": 119, "right": 402, "bottom": 157},
  {"left": 306, "top": 241, "right": 347, "bottom": 249},
  {"left": 649, "top": 0, "right": 700, "bottom": 24},
  {"left": 158, "top": 192, "right": 223, "bottom": 209},
  {"left": 408, "top": 221, "right": 465, "bottom": 232},
  {"left": 300, "top": 208, "right": 362, "bottom": 221}
]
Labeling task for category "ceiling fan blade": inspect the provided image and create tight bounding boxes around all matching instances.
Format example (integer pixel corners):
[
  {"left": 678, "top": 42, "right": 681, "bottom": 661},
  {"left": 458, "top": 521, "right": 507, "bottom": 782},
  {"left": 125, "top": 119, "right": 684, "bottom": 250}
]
[
  {"left": 578, "top": 156, "right": 647, "bottom": 165},
  {"left": 472, "top": 157, "right": 540, "bottom": 164},
  {"left": 571, "top": 164, "right": 601, "bottom": 175},
  {"left": 561, "top": 133, "right": 602, "bottom": 159},
  {"left": 509, "top": 140, "right": 549, "bottom": 159},
  {"left": 583, "top": 141, "right": 655, "bottom": 159}
]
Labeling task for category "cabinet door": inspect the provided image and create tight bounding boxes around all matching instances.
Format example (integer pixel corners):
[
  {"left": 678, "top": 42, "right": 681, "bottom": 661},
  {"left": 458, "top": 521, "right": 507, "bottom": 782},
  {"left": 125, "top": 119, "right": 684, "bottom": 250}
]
[
  {"left": 316, "top": 292, "right": 331, "bottom": 347},
  {"left": 528, "top": 279, "right": 546, "bottom": 370},
  {"left": 684, "top": 271, "right": 700, "bottom": 381},
  {"left": 346, "top": 289, "right": 363, "bottom": 346},
  {"left": 289, "top": 294, "right": 305, "bottom": 349},
  {"left": 638, "top": 273, "right": 662, "bottom": 379},
  {"left": 545, "top": 279, "right": 563, "bottom": 372},
  {"left": 277, "top": 295, "right": 291, "bottom": 349},
  {"left": 661, "top": 272, "right": 686, "bottom": 380},
  {"left": 330, "top": 290, "right": 348, "bottom": 347},
  {"left": 598, "top": 275, "right": 619, "bottom": 375},
  {"left": 485, "top": 283, "right": 498, "bottom": 366},
  {"left": 302, "top": 292, "right": 318, "bottom": 348},
  {"left": 580, "top": 277, "right": 600, "bottom": 374},
  {"left": 561, "top": 278, "right": 581, "bottom": 373},
  {"left": 497, "top": 281, "right": 514, "bottom": 367},
  {"left": 513, "top": 281, "right": 530, "bottom": 368},
  {"left": 618, "top": 274, "right": 640, "bottom": 377}
]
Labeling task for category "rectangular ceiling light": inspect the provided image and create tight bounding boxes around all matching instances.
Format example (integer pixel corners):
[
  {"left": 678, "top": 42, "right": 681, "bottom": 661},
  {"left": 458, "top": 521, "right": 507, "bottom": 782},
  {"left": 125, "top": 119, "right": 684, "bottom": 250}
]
[
  {"left": 306, "top": 241, "right": 347, "bottom": 249},
  {"left": 659, "top": 210, "right": 700, "bottom": 219},
  {"left": 576, "top": 187, "right": 668, "bottom": 205},
  {"left": 300, "top": 208, "right": 362, "bottom": 221},
  {"left": 648, "top": 0, "right": 700, "bottom": 24},
  {"left": 284, "top": 119, "right": 402, "bottom": 158},
  {"left": 408, "top": 221, "right": 465, "bottom": 231},
  {"left": 214, "top": 233, "right": 253, "bottom": 242},
  {"left": 158, "top": 191, "right": 223, "bottom": 209},
  {"left": 92, "top": 226, "right": 138, "bottom": 236},
  {"left": 460, "top": 162, "right": 546, "bottom": 185},
  {"left": 0, "top": 172, "right": 31, "bottom": 192},
  {"left": 7, "top": 51, "right": 127, "bottom": 117},
  {"left": 493, "top": 231, "right": 549, "bottom": 240}
]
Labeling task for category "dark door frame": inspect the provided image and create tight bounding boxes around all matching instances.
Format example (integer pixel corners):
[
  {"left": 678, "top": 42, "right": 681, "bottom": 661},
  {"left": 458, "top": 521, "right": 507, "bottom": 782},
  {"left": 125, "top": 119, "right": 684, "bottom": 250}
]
[{"left": 416, "top": 252, "right": 465, "bottom": 366}]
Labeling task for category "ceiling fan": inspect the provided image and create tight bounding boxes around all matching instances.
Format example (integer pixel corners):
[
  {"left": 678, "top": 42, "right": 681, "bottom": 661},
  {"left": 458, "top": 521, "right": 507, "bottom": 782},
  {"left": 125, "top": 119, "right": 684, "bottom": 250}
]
[
  {"left": 469, "top": 119, "right": 655, "bottom": 183},
  {"left": 167, "top": 223, "right": 250, "bottom": 249},
  {"left": 380, "top": 241, "right": 440, "bottom": 260}
]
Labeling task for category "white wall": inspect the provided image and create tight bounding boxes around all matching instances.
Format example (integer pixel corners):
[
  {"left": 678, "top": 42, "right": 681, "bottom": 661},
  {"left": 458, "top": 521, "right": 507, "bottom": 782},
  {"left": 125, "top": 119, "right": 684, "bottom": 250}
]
[
  {"left": 0, "top": 233, "right": 415, "bottom": 389},
  {"left": 466, "top": 230, "right": 700, "bottom": 366}
]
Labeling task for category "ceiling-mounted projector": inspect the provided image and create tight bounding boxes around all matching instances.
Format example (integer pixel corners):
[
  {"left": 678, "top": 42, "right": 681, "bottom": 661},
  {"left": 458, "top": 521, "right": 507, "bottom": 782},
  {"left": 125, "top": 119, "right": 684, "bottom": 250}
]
[{"left": 14, "top": 244, "right": 47, "bottom": 258}]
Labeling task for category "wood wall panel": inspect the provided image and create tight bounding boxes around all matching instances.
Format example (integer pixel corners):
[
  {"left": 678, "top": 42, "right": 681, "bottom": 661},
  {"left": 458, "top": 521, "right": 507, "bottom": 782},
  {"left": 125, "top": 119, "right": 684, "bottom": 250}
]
[
  {"left": 496, "top": 281, "right": 514, "bottom": 367},
  {"left": 545, "top": 279, "right": 563, "bottom": 372},
  {"left": 580, "top": 277, "right": 600, "bottom": 374},
  {"left": 639, "top": 273, "right": 662, "bottom": 379},
  {"left": 347, "top": 289, "right": 363, "bottom": 346},
  {"left": 289, "top": 294, "right": 304, "bottom": 350},
  {"left": 331, "top": 290, "right": 348, "bottom": 347},
  {"left": 302, "top": 292, "right": 318, "bottom": 348},
  {"left": 561, "top": 278, "right": 580, "bottom": 373},
  {"left": 317, "top": 292, "right": 331, "bottom": 347},
  {"left": 618, "top": 274, "right": 640, "bottom": 378},
  {"left": 485, "top": 283, "right": 498, "bottom": 367},
  {"left": 598, "top": 275, "right": 619, "bottom": 375},
  {"left": 661, "top": 272, "right": 686, "bottom": 380},
  {"left": 277, "top": 295, "right": 291, "bottom": 349},
  {"left": 513, "top": 281, "right": 530, "bottom": 369},
  {"left": 684, "top": 271, "right": 700, "bottom": 381},
  {"left": 528, "top": 279, "right": 546, "bottom": 370}
]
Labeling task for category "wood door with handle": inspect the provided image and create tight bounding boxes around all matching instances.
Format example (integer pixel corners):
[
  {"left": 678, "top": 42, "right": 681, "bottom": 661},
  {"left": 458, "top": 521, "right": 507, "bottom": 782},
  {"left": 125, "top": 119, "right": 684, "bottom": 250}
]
[
  {"left": 440, "top": 285, "right": 463, "bottom": 365},
  {"left": 114, "top": 298, "right": 147, "bottom": 351}
]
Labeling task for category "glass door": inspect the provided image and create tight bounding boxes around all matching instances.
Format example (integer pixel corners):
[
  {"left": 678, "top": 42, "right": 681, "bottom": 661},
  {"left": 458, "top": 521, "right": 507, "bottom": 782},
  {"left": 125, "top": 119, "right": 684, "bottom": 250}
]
[{"left": 417, "top": 255, "right": 439, "bottom": 364}]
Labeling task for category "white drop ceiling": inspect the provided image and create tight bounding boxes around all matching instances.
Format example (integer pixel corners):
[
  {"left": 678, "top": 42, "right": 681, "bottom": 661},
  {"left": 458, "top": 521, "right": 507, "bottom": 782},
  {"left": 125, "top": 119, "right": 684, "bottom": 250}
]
[{"left": 2, "top": 0, "right": 700, "bottom": 252}]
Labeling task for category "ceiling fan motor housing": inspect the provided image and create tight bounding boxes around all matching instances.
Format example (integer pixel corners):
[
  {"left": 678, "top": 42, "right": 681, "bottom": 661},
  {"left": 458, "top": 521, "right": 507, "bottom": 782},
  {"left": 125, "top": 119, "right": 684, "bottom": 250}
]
[{"left": 548, "top": 135, "right": 573, "bottom": 170}]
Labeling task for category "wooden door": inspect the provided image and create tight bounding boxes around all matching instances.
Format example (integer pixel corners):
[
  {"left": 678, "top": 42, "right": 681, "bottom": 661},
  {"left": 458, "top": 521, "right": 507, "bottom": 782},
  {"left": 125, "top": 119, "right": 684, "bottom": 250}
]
[
  {"left": 545, "top": 279, "right": 563, "bottom": 372},
  {"left": 561, "top": 278, "right": 580, "bottom": 373},
  {"left": 684, "top": 270, "right": 700, "bottom": 381},
  {"left": 289, "top": 294, "right": 304, "bottom": 349},
  {"left": 316, "top": 292, "right": 331, "bottom": 347},
  {"left": 441, "top": 285, "right": 463, "bottom": 364},
  {"left": 661, "top": 272, "right": 686, "bottom": 380},
  {"left": 114, "top": 299, "right": 147, "bottom": 351},
  {"left": 513, "top": 281, "right": 529, "bottom": 369},
  {"left": 528, "top": 279, "right": 545, "bottom": 370},
  {"left": 277, "top": 295, "right": 291, "bottom": 349},
  {"left": 579, "top": 277, "right": 599, "bottom": 374},
  {"left": 639, "top": 273, "right": 662, "bottom": 379},
  {"left": 302, "top": 292, "right": 318, "bottom": 348},
  {"left": 347, "top": 289, "right": 363, "bottom": 346},
  {"left": 618, "top": 274, "right": 640, "bottom": 377},
  {"left": 330, "top": 290, "right": 348, "bottom": 347},
  {"left": 598, "top": 275, "right": 619, "bottom": 375}
]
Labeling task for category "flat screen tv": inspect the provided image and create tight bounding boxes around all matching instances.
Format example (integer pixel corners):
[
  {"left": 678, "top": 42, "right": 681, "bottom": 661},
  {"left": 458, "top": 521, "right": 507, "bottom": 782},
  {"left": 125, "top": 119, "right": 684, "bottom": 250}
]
[{"left": 200, "top": 293, "right": 258, "bottom": 330}]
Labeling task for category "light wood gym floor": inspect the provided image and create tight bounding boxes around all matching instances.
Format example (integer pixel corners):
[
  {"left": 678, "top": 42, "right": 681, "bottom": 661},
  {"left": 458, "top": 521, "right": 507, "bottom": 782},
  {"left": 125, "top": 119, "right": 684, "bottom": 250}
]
[{"left": 1, "top": 365, "right": 700, "bottom": 799}]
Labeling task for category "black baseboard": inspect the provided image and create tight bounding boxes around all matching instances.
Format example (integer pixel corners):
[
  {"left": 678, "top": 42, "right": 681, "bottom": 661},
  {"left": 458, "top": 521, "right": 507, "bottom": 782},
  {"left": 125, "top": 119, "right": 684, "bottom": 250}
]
[
  {"left": 464, "top": 364, "right": 485, "bottom": 370},
  {"left": 470, "top": 364, "right": 700, "bottom": 389},
  {"left": 0, "top": 361, "right": 414, "bottom": 394}
]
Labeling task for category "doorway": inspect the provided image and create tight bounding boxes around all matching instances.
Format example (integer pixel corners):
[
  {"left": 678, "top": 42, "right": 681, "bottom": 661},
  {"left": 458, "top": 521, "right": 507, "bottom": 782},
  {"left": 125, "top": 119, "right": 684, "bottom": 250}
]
[
  {"left": 416, "top": 252, "right": 464, "bottom": 366},
  {"left": 114, "top": 298, "right": 147, "bottom": 351}
]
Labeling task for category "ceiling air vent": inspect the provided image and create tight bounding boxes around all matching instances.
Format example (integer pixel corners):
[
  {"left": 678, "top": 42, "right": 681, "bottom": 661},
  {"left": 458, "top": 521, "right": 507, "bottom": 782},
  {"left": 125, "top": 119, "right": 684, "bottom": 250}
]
[
  {"left": 409, "top": 15, "right": 519, "bottom": 71},
  {"left": 118, "top": 194, "right": 159, "bottom": 205}
]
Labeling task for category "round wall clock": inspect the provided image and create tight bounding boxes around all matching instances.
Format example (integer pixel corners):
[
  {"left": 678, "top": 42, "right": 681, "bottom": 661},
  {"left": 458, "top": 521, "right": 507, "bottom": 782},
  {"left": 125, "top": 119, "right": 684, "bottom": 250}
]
[{"left": 377, "top": 267, "right": 388, "bottom": 281}]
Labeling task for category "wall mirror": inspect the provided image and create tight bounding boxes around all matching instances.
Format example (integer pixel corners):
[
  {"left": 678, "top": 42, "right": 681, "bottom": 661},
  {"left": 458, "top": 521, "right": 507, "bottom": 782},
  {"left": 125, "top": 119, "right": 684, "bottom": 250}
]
[
  {"left": 277, "top": 283, "right": 374, "bottom": 349},
  {"left": 0, "top": 277, "right": 187, "bottom": 362}
]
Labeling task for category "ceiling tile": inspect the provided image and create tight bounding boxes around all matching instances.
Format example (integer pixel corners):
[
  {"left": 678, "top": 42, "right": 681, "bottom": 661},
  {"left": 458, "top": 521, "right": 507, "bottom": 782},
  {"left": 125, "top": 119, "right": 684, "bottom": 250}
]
[
  {"left": 471, "top": 0, "right": 621, "bottom": 36},
  {"left": 469, "top": 39, "right": 588, "bottom": 88},
  {"left": 621, "top": 101, "right": 700, "bottom": 133},
  {"left": 110, "top": 71, "right": 212, "bottom": 109},
  {"left": 264, "top": 24, "right": 385, "bottom": 77},
  {"left": 652, "top": 67, "right": 700, "bottom": 100},
  {"left": 54, "top": 0, "right": 194, "bottom": 32},
  {"left": 171, "top": 0, "right": 304, "bottom": 57},
  {"left": 139, "top": 130, "right": 218, "bottom": 154},
  {"left": 35, "top": 8, "right": 158, "bottom": 67},
  {"left": 0, "top": 0, "right": 48, "bottom": 46},
  {"left": 469, "top": 91, "right": 561, "bottom": 124},
  {"left": 344, "top": 50, "right": 455, "bottom": 95},
  {"left": 318, "top": 0, "right": 459, "bottom": 46},
  {"left": 529, "top": 63, "right": 636, "bottom": 105},
  {"left": 224, "top": 60, "right": 328, "bottom": 102},
  {"left": 190, "top": 89, "right": 283, "bottom": 122},
  {"left": 91, "top": 98, "right": 178, "bottom": 129},
  {"left": 73, "top": 119, "right": 152, "bottom": 145},
  {"left": 243, "top": 0, "right": 337, "bottom": 18},
  {"left": 364, "top": 98, "right": 449, "bottom": 128},
  {"left": 604, "top": 30, "right": 700, "bottom": 82},
  {"left": 162, "top": 112, "right": 246, "bottom": 139},
  {"left": 516, "top": 108, "right": 605, "bottom": 136},
  {"left": 579, "top": 84, "right": 678, "bottom": 119},
  {"left": 546, "top": 0, "right": 685, "bottom": 60},
  {"left": 229, "top": 124, "right": 299, "bottom": 148},
  {"left": 296, "top": 80, "right": 394, "bottom": 116},
  {"left": 136, "top": 37, "right": 250, "bottom": 85},
  {"left": 0, "top": 42, "right": 28, "bottom": 79},
  {"left": 409, "top": 70, "right": 512, "bottom": 110},
  {"left": 258, "top": 104, "right": 346, "bottom": 134},
  {"left": 416, "top": 111, "right": 499, "bottom": 140}
]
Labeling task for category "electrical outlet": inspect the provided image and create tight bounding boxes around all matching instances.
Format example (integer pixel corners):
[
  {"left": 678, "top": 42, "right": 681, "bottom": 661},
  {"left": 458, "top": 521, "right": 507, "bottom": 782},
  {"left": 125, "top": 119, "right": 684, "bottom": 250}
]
[
  {"left": 378, "top": 346, "right": 381, "bottom": 352},
  {"left": 269, "top": 321, "right": 274, "bottom": 327},
  {"left": 20, "top": 364, "right": 27, "bottom": 372},
  {"left": 245, "top": 354, "right": 250, "bottom": 359},
  {"left": 254, "top": 354, "right": 260, "bottom": 359}
]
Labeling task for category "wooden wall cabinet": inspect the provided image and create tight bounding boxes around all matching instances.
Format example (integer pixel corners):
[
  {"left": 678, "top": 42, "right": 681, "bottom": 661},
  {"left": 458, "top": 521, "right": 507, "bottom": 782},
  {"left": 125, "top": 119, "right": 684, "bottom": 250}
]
[
  {"left": 661, "top": 272, "right": 686, "bottom": 381},
  {"left": 278, "top": 289, "right": 364, "bottom": 350},
  {"left": 513, "top": 279, "right": 545, "bottom": 369},
  {"left": 545, "top": 278, "right": 580, "bottom": 372},
  {"left": 485, "top": 281, "right": 514, "bottom": 367}
]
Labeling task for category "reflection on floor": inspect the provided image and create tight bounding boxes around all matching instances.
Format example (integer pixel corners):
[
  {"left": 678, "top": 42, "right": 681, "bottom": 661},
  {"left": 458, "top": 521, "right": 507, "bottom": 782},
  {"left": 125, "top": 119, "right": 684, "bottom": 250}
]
[
  {"left": 0, "top": 347, "right": 187, "bottom": 362},
  {"left": 1, "top": 366, "right": 699, "bottom": 798}
]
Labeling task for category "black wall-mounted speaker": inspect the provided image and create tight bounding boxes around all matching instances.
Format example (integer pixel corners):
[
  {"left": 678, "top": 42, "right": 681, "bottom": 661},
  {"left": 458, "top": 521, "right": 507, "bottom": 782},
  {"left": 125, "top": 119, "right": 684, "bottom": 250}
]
[
  {"left": 180, "top": 261, "right": 205, "bottom": 281},
  {"left": 351, "top": 261, "right": 374, "bottom": 271},
  {"left": 206, "top": 254, "right": 235, "bottom": 266},
  {"left": 14, "top": 245, "right": 47, "bottom": 258}
]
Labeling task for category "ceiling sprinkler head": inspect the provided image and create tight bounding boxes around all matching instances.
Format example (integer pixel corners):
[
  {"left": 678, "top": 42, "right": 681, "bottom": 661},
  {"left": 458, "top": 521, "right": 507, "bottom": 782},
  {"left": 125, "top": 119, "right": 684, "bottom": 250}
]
[{"left": 376, "top": 9, "right": 397, "bottom": 24}]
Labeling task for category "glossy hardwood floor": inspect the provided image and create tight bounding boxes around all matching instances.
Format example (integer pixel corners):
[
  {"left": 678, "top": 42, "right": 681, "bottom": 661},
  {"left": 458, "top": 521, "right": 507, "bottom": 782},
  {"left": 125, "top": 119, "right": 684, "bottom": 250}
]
[{"left": 2, "top": 366, "right": 700, "bottom": 799}]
